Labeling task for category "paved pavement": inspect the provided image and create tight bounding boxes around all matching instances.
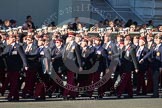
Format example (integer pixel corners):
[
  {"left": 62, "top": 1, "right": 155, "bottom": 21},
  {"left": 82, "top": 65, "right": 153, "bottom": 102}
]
[
  {"left": 0, "top": 89, "right": 162, "bottom": 108},
  {"left": 0, "top": 95, "right": 162, "bottom": 108}
]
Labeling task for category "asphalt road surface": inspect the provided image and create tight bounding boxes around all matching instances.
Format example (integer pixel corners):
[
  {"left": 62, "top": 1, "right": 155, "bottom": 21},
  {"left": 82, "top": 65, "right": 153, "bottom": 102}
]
[{"left": 0, "top": 95, "right": 162, "bottom": 108}]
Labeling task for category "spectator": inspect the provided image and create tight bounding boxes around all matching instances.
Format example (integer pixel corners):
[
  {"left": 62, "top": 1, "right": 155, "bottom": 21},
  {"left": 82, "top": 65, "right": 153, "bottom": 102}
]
[{"left": 23, "top": 15, "right": 35, "bottom": 30}]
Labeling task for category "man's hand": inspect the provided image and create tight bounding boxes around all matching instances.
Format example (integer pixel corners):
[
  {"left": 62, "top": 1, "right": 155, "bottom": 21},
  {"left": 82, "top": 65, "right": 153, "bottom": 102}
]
[
  {"left": 4, "top": 68, "right": 7, "bottom": 71},
  {"left": 40, "top": 51, "right": 44, "bottom": 55},
  {"left": 135, "top": 69, "right": 138, "bottom": 73},
  {"left": 79, "top": 67, "right": 83, "bottom": 72},
  {"left": 159, "top": 68, "right": 162, "bottom": 72},
  {"left": 139, "top": 59, "right": 144, "bottom": 64},
  {"left": 24, "top": 67, "right": 28, "bottom": 71},
  {"left": 51, "top": 58, "right": 55, "bottom": 62},
  {"left": 105, "top": 68, "right": 110, "bottom": 74}
]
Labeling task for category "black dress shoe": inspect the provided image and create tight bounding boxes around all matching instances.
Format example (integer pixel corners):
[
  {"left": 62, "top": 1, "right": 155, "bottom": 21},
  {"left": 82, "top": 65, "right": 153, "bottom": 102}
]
[
  {"left": 1, "top": 92, "right": 4, "bottom": 96},
  {"left": 48, "top": 94, "right": 52, "bottom": 98},
  {"left": 7, "top": 97, "right": 13, "bottom": 102},
  {"left": 117, "top": 95, "right": 121, "bottom": 99},
  {"left": 69, "top": 96, "right": 76, "bottom": 100},
  {"left": 98, "top": 95, "right": 103, "bottom": 99},
  {"left": 141, "top": 92, "right": 147, "bottom": 95},
  {"left": 22, "top": 94, "right": 33, "bottom": 99},
  {"left": 151, "top": 95, "right": 159, "bottom": 98},
  {"left": 35, "top": 98, "right": 45, "bottom": 101},
  {"left": 63, "top": 96, "right": 69, "bottom": 100},
  {"left": 12, "top": 98, "right": 19, "bottom": 102},
  {"left": 124, "top": 95, "right": 133, "bottom": 98}
]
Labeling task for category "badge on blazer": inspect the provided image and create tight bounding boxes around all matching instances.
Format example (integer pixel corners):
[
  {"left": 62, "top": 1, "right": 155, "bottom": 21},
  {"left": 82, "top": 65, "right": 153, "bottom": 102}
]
[
  {"left": 126, "top": 51, "right": 129, "bottom": 57},
  {"left": 108, "top": 51, "right": 112, "bottom": 55},
  {"left": 70, "top": 45, "right": 75, "bottom": 52},
  {"left": 72, "top": 45, "right": 75, "bottom": 50},
  {"left": 156, "top": 52, "right": 160, "bottom": 56},
  {"left": 40, "top": 51, "right": 44, "bottom": 55},
  {"left": 12, "top": 51, "right": 18, "bottom": 55},
  {"left": 96, "top": 51, "right": 101, "bottom": 55}
]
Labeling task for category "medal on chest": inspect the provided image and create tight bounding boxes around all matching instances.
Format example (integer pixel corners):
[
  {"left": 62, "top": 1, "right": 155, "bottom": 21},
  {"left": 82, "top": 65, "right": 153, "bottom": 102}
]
[
  {"left": 156, "top": 51, "right": 160, "bottom": 56},
  {"left": 108, "top": 51, "right": 112, "bottom": 55},
  {"left": 12, "top": 47, "right": 18, "bottom": 55},
  {"left": 70, "top": 45, "right": 75, "bottom": 52},
  {"left": 126, "top": 50, "right": 130, "bottom": 57}
]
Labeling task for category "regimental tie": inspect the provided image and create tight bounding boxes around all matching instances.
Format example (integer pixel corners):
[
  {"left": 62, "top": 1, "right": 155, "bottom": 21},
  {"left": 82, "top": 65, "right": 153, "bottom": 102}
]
[
  {"left": 25, "top": 45, "right": 31, "bottom": 53},
  {"left": 63, "top": 43, "right": 71, "bottom": 61},
  {"left": 66, "top": 42, "right": 72, "bottom": 51},
  {"left": 136, "top": 48, "right": 142, "bottom": 60},
  {"left": 39, "top": 47, "right": 44, "bottom": 53},
  {"left": 9, "top": 45, "right": 14, "bottom": 55},
  {"left": 154, "top": 45, "right": 159, "bottom": 51},
  {"left": 136, "top": 48, "right": 141, "bottom": 57}
]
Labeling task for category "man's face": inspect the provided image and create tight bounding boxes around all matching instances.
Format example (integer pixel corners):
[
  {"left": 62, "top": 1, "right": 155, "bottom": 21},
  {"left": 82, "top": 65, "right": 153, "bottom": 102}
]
[
  {"left": 55, "top": 41, "right": 62, "bottom": 47},
  {"left": 13, "top": 30, "right": 18, "bottom": 35},
  {"left": 94, "top": 40, "right": 101, "bottom": 46},
  {"left": 116, "top": 36, "right": 121, "bottom": 43},
  {"left": 104, "top": 36, "right": 110, "bottom": 42},
  {"left": 130, "top": 26, "right": 135, "bottom": 32},
  {"left": 88, "top": 40, "right": 93, "bottom": 46},
  {"left": 140, "top": 32, "right": 145, "bottom": 37},
  {"left": 1, "top": 35, "right": 6, "bottom": 40},
  {"left": 26, "top": 38, "right": 33, "bottom": 44},
  {"left": 8, "top": 31, "right": 13, "bottom": 36},
  {"left": 147, "top": 36, "right": 153, "bottom": 42},
  {"left": 109, "top": 22, "right": 114, "bottom": 27},
  {"left": 5, "top": 21, "right": 10, "bottom": 27},
  {"left": 38, "top": 39, "right": 44, "bottom": 46},
  {"left": 75, "top": 37, "right": 81, "bottom": 43},
  {"left": 9, "top": 36, "right": 16, "bottom": 44},
  {"left": 38, "top": 31, "right": 43, "bottom": 36},
  {"left": 154, "top": 38, "right": 161, "bottom": 45},
  {"left": 133, "top": 38, "right": 139, "bottom": 44},
  {"left": 81, "top": 41, "right": 87, "bottom": 48},
  {"left": 146, "top": 29, "right": 152, "bottom": 34},
  {"left": 139, "top": 40, "right": 145, "bottom": 46},
  {"left": 44, "top": 41, "right": 49, "bottom": 47},
  {"left": 158, "top": 26, "right": 162, "bottom": 32},
  {"left": 27, "top": 17, "right": 32, "bottom": 22},
  {"left": 124, "top": 39, "right": 129, "bottom": 46},
  {"left": 68, "top": 35, "right": 74, "bottom": 41}
]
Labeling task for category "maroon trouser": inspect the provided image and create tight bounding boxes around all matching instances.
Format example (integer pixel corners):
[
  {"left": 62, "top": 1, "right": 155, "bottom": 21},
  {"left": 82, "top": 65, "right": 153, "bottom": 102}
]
[
  {"left": 34, "top": 82, "right": 45, "bottom": 99},
  {"left": 117, "top": 72, "right": 133, "bottom": 97},
  {"left": 136, "top": 72, "right": 146, "bottom": 94},
  {"left": 146, "top": 67, "right": 153, "bottom": 92},
  {"left": 98, "top": 78, "right": 114, "bottom": 96},
  {"left": 88, "top": 72, "right": 101, "bottom": 96},
  {"left": 45, "top": 73, "right": 63, "bottom": 94},
  {"left": 1, "top": 72, "right": 9, "bottom": 95},
  {"left": 160, "top": 71, "right": 162, "bottom": 88},
  {"left": 0, "top": 68, "right": 6, "bottom": 88},
  {"left": 22, "top": 69, "right": 36, "bottom": 96},
  {"left": 54, "top": 73, "right": 64, "bottom": 93},
  {"left": 63, "top": 71, "right": 77, "bottom": 97},
  {"left": 7, "top": 71, "right": 20, "bottom": 99},
  {"left": 78, "top": 74, "right": 92, "bottom": 96},
  {"left": 79, "top": 75, "right": 91, "bottom": 87}
]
